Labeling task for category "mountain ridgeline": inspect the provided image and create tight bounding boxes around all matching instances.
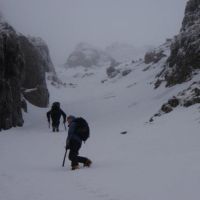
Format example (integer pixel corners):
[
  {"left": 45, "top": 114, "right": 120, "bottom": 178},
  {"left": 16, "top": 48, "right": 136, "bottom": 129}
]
[{"left": 0, "top": 17, "right": 56, "bottom": 130}]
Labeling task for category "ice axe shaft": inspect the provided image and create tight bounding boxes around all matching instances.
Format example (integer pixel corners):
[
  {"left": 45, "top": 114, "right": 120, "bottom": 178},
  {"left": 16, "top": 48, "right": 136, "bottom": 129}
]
[{"left": 62, "top": 150, "right": 67, "bottom": 167}]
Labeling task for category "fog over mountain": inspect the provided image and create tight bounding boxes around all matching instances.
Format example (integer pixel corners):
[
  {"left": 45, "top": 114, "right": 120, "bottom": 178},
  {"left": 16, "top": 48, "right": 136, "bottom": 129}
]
[
  {"left": 1, "top": 1, "right": 200, "bottom": 200},
  {"left": 106, "top": 43, "right": 154, "bottom": 62},
  {"left": 0, "top": 0, "right": 187, "bottom": 65}
]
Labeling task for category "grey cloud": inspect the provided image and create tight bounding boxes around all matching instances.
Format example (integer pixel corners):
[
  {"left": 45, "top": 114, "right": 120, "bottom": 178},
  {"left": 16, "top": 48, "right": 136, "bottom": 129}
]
[{"left": 0, "top": 0, "right": 188, "bottom": 65}]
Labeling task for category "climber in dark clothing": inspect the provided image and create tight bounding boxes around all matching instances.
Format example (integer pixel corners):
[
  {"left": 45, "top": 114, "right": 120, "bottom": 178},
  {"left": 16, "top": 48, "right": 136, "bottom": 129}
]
[
  {"left": 47, "top": 102, "right": 66, "bottom": 132},
  {"left": 65, "top": 115, "right": 92, "bottom": 170}
]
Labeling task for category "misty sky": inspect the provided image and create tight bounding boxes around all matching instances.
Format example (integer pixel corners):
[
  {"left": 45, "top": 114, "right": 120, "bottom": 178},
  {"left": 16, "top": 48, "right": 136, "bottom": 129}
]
[{"left": 0, "top": 0, "right": 188, "bottom": 65}]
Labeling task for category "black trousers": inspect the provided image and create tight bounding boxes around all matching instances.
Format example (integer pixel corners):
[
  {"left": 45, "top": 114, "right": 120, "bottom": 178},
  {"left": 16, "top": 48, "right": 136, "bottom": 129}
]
[
  {"left": 68, "top": 140, "right": 87, "bottom": 167},
  {"left": 52, "top": 120, "right": 60, "bottom": 129}
]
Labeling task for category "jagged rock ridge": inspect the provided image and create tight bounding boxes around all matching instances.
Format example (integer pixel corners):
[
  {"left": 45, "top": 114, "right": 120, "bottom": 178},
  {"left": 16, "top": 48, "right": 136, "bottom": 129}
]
[{"left": 156, "top": 0, "right": 200, "bottom": 87}]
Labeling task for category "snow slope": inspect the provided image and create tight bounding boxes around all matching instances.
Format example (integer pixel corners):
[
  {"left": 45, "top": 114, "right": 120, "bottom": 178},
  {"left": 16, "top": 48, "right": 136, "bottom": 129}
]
[{"left": 1, "top": 51, "right": 200, "bottom": 200}]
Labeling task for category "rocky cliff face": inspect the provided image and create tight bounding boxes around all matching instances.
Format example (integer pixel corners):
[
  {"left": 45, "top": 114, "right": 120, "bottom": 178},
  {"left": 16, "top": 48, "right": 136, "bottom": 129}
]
[
  {"left": 181, "top": 0, "right": 200, "bottom": 32},
  {"left": 0, "top": 16, "right": 54, "bottom": 130},
  {"left": 0, "top": 17, "right": 25, "bottom": 130},
  {"left": 19, "top": 35, "right": 49, "bottom": 108},
  {"left": 151, "top": 0, "right": 200, "bottom": 121},
  {"left": 28, "top": 37, "right": 55, "bottom": 73},
  {"left": 28, "top": 36, "right": 62, "bottom": 87},
  {"left": 156, "top": 0, "right": 200, "bottom": 87}
]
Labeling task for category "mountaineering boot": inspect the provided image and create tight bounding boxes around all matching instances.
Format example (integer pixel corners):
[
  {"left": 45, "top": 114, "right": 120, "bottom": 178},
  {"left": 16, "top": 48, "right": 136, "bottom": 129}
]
[
  {"left": 53, "top": 127, "right": 55, "bottom": 132},
  {"left": 84, "top": 159, "right": 92, "bottom": 167},
  {"left": 71, "top": 165, "right": 80, "bottom": 170},
  {"left": 56, "top": 127, "right": 59, "bottom": 132}
]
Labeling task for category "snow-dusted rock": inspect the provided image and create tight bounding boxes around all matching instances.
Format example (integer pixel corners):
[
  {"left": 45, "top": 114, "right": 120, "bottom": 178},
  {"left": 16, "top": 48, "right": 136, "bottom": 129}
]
[
  {"left": 106, "top": 66, "right": 120, "bottom": 78},
  {"left": 150, "top": 81, "right": 200, "bottom": 122},
  {"left": 156, "top": 0, "right": 200, "bottom": 87},
  {"left": 150, "top": 0, "right": 200, "bottom": 119},
  {"left": 144, "top": 49, "right": 167, "bottom": 64}
]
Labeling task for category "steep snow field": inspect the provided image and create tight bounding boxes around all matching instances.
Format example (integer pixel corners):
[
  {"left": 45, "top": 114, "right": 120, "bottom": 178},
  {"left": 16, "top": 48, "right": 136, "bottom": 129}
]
[{"left": 1, "top": 59, "right": 200, "bottom": 200}]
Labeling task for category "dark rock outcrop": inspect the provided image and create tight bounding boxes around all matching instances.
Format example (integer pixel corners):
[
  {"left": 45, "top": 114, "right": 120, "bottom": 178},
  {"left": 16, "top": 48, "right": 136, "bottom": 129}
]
[
  {"left": 28, "top": 37, "right": 55, "bottom": 73},
  {"left": 181, "top": 0, "right": 200, "bottom": 31},
  {"left": 19, "top": 35, "right": 49, "bottom": 107},
  {"left": 155, "top": 0, "right": 200, "bottom": 87},
  {"left": 0, "top": 16, "right": 54, "bottom": 130},
  {"left": 0, "top": 18, "right": 25, "bottom": 130},
  {"left": 144, "top": 50, "right": 166, "bottom": 64},
  {"left": 161, "top": 103, "right": 173, "bottom": 113},
  {"left": 121, "top": 69, "right": 132, "bottom": 77},
  {"left": 28, "top": 37, "right": 62, "bottom": 87},
  {"left": 168, "top": 97, "right": 180, "bottom": 108},
  {"left": 106, "top": 66, "right": 120, "bottom": 78},
  {"left": 150, "top": 82, "right": 200, "bottom": 122}
]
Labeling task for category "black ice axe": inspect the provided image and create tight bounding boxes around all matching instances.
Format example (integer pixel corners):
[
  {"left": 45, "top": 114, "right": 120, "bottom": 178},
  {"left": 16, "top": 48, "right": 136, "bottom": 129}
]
[{"left": 62, "top": 149, "right": 67, "bottom": 167}]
